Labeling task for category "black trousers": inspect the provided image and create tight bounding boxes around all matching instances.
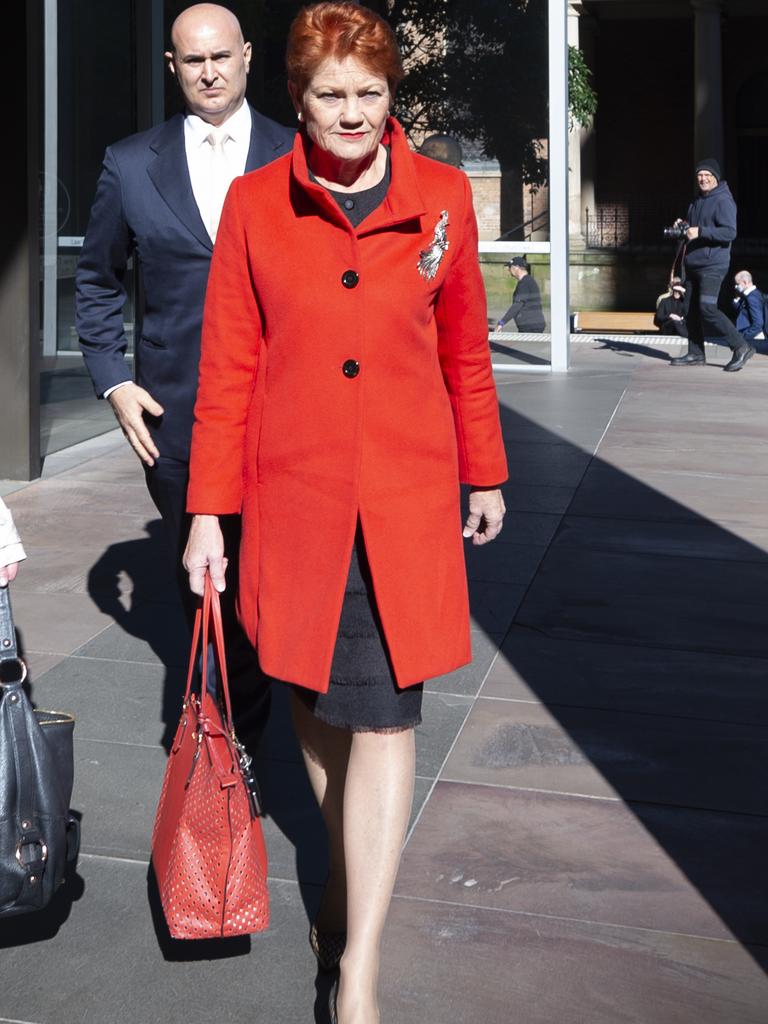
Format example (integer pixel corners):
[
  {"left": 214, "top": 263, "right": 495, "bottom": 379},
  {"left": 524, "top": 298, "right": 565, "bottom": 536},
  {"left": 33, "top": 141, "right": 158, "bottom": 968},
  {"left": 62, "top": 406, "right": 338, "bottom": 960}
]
[
  {"left": 144, "top": 456, "right": 270, "bottom": 744},
  {"left": 685, "top": 266, "right": 745, "bottom": 359},
  {"left": 658, "top": 318, "right": 689, "bottom": 338}
]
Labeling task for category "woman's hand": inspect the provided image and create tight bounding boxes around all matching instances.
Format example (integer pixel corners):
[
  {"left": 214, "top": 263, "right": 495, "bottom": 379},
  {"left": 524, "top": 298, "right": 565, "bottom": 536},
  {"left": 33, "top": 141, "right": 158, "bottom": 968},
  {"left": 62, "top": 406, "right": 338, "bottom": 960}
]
[
  {"left": 462, "top": 488, "right": 506, "bottom": 546},
  {"left": 0, "top": 562, "right": 19, "bottom": 587},
  {"left": 183, "top": 514, "right": 228, "bottom": 595}
]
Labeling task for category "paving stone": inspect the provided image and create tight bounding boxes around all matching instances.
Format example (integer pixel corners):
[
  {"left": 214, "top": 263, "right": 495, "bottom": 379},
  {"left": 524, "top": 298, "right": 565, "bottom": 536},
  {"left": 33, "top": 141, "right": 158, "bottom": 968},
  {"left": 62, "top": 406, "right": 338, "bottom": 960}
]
[
  {"left": 570, "top": 460, "right": 768, "bottom": 525},
  {"left": 71, "top": 600, "right": 190, "bottom": 667},
  {"left": 380, "top": 899, "right": 768, "bottom": 1024},
  {"left": 552, "top": 513, "right": 768, "bottom": 563},
  {"left": 0, "top": 858, "right": 325, "bottom": 1024},
  {"left": 394, "top": 782, "right": 768, "bottom": 944},
  {"left": 28, "top": 655, "right": 186, "bottom": 750},
  {"left": 484, "top": 627, "right": 768, "bottom": 725},
  {"left": 464, "top": 541, "right": 548, "bottom": 585},
  {"left": 516, "top": 546, "right": 768, "bottom": 658},
  {"left": 8, "top": 592, "right": 118, "bottom": 657},
  {"left": 441, "top": 696, "right": 768, "bottom": 814},
  {"left": 425, "top": 630, "right": 504, "bottom": 697},
  {"left": 468, "top": 580, "right": 527, "bottom": 634}
]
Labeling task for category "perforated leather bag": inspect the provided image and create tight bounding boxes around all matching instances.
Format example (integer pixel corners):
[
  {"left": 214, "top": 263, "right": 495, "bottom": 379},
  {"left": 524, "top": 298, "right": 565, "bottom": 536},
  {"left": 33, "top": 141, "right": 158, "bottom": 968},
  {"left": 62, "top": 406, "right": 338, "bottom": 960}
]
[{"left": 151, "top": 576, "right": 269, "bottom": 939}]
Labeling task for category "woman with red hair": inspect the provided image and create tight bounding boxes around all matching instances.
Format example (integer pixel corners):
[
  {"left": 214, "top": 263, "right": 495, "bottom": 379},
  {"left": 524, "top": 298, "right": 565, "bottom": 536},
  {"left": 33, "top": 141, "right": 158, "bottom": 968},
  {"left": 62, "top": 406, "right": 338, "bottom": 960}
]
[{"left": 184, "top": 3, "right": 507, "bottom": 1019}]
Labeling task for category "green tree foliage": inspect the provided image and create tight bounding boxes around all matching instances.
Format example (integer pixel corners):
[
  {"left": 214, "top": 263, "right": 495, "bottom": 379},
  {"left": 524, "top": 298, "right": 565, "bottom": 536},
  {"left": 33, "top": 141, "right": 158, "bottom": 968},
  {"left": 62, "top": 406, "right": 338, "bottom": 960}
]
[{"left": 568, "top": 45, "right": 598, "bottom": 130}]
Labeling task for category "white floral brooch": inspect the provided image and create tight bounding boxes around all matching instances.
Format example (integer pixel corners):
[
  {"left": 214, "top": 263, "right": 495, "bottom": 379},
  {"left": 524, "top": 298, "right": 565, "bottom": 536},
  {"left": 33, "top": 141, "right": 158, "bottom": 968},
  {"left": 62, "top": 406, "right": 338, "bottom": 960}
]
[{"left": 417, "top": 210, "right": 449, "bottom": 280}]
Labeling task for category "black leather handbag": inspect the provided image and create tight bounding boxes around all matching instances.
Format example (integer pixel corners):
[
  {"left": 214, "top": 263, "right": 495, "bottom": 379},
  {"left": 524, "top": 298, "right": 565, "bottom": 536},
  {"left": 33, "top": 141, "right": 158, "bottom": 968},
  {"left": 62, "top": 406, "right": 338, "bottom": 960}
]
[{"left": 0, "top": 586, "right": 80, "bottom": 916}]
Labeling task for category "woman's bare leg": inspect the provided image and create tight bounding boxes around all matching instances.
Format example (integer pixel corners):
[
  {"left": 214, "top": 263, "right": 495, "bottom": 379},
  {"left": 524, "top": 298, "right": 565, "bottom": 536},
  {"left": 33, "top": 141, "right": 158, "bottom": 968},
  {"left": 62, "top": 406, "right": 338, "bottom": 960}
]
[
  {"left": 291, "top": 693, "right": 351, "bottom": 932},
  {"left": 337, "top": 728, "right": 416, "bottom": 1024}
]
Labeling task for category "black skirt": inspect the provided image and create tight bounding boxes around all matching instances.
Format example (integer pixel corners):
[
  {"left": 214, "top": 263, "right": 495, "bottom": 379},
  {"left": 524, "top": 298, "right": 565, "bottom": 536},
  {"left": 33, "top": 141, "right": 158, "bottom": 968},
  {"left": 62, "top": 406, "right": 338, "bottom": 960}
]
[{"left": 293, "top": 525, "right": 423, "bottom": 732}]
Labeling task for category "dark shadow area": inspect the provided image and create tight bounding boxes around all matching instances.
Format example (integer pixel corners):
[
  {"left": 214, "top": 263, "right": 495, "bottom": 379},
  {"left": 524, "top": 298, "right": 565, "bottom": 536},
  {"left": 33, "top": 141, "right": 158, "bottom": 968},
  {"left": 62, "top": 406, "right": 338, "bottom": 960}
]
[
  {"left": 86, "top": 519, "right": 190, "bottom": 751},
  {"left": 84, "top": 520, "right": 327, "bottom": 958},
  {"left": 466, "top": 395, "right": 768, "bottom": 965},
  {"left": 489, "top": 340, "right": 550, "bottom": 364},
  {"left": 593, "top": 338, "right": 672, "bottom": 360}
]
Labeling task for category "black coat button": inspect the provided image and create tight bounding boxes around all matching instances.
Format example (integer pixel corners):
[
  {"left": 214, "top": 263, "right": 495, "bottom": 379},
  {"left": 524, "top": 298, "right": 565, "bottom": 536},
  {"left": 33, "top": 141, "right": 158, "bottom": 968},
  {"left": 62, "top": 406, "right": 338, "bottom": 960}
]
[
  {"left": 341, "top": 270, "right": 359, "bottom": 288},
  {"left": 342, "top": 359, "right": 360, "bottom": 378}
]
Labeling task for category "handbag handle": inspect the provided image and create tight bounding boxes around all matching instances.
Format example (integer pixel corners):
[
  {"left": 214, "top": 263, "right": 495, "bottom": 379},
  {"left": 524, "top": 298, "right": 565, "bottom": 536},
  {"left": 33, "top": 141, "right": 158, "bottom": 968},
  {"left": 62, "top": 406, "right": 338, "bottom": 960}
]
[
  {"left": 181, "top": 574, "right": 234, "bottom": 733},
  {"left": 0, "top": 586, "right": 26, "bottom": 685}
]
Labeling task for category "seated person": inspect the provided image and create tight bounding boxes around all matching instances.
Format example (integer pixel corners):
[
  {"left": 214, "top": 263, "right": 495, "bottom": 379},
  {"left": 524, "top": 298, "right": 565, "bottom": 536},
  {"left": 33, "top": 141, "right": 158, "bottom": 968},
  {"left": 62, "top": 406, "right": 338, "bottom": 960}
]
[
  {"left": 732, "top": 270, "right": 765, "bottom": 343},
  {"left": 654, "top": 277, "right": 689, "bottom": 337},
  {"left": 495, "top": 257, "right": 546, "bottom": 333}
]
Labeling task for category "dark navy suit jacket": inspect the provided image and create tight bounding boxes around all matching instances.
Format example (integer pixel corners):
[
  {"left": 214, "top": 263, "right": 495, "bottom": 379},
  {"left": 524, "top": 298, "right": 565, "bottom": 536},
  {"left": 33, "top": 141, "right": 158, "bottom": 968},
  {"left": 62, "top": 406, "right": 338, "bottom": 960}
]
[{"left": 76, "top": 107, "right": 294, "bottom": 462}]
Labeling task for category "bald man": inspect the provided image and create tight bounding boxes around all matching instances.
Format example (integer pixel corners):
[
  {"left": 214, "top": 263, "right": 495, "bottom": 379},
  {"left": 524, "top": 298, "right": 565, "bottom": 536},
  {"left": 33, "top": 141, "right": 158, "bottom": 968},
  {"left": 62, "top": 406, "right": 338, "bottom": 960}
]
[{"left": 76, "top": 4, "right": 294, "bottom": 741}]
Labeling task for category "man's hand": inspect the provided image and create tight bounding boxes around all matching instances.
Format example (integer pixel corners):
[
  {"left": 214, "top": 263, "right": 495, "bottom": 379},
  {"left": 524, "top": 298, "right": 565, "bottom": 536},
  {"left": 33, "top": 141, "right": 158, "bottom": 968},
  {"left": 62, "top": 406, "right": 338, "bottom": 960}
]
[
  {"left": 108, "top": 383, "right": 164, "bottom": 466},
  {"left": 494, "top": 323, "right": 505, "bottom": 333},
  {"left": 462, "top": 488, "right": 506, "bottom": 546},
  {"left": 670, "top": 314, "right": 682, "bottom": 321},
  {"left": 0, "top": 562, "right": 19, "bottom": 587},
  {"left": 183, "top": 515, "right": 228, "bottom": 596},
  {"left": 685, "top": 226, "right": 700, "bottom": 241}
]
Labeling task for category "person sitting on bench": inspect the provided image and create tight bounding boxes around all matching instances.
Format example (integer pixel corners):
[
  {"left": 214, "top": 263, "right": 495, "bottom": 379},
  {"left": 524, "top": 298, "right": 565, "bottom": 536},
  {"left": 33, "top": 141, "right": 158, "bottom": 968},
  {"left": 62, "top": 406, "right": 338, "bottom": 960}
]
[{"left": 654, "top": 277, "right": 689, "bottom": 337}]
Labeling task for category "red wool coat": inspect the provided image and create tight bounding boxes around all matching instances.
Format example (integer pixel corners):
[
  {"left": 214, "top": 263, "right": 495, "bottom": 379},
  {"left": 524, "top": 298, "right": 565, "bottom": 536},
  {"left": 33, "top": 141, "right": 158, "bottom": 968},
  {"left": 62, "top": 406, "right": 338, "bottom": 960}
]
[{"left": 187, "top": 119, "right": 508, "bottom": 692}]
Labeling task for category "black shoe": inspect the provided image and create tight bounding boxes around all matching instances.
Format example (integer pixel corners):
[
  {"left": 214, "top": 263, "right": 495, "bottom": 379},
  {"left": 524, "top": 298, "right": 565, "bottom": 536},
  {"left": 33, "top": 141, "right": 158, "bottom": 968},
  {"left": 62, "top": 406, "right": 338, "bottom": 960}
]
[
  {"left": 669, "top": 353, "right": 705, "bottom": 366},
  {"left": 723, "top": 345, "right": 755, "bottom": 372}
]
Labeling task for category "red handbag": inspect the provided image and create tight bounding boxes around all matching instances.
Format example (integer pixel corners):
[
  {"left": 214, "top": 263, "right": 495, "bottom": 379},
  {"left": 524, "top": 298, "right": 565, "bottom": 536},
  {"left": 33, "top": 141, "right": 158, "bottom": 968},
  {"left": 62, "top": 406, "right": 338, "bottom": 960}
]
[{"left": 151, "top": 575, "right": 269, "bottom": 939}]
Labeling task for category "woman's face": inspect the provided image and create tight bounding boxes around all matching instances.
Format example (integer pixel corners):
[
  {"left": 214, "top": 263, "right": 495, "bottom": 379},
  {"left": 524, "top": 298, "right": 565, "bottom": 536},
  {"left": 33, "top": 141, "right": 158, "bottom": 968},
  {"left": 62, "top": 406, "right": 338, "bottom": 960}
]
[{"left": 296, "top": 55, "right": 390, "bottom": 164}]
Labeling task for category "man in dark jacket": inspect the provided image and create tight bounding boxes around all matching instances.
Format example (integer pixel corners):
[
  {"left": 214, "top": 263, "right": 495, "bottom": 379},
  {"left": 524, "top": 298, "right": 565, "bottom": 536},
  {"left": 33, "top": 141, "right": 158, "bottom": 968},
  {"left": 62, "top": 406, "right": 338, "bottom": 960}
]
[
  {"left": 732, "top": 270, "right": 765, "bottom": 345},
  {"left": 670, "top": 158, "right": 754, "bottom": 372},
  {"left": 495, "top": 257, "right": 546, "bottom": 333}
]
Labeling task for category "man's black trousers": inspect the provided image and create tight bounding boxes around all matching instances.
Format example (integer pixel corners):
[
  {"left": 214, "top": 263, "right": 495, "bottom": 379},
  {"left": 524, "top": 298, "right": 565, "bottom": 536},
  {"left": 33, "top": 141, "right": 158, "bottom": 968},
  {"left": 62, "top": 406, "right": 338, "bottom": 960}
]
[
  {"left": 145, "top": 456, "right": 270, "bottom": 746},
  {"left": 684, "top": 266, "right": 745, "bottom": 359}
]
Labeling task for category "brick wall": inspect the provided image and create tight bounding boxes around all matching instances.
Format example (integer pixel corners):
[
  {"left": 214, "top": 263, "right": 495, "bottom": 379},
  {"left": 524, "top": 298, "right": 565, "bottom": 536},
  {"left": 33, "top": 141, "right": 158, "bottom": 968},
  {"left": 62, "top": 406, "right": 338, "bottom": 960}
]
[{"left": 467, "top": 171, "right": 501, "bottom": 240}]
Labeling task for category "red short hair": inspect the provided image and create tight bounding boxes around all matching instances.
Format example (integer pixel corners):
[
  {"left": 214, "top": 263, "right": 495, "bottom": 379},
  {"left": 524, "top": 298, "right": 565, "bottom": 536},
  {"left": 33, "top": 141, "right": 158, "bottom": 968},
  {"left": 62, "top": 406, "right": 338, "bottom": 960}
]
[{"left": 286, "top": 2, "right": 404, "bottom": 99}]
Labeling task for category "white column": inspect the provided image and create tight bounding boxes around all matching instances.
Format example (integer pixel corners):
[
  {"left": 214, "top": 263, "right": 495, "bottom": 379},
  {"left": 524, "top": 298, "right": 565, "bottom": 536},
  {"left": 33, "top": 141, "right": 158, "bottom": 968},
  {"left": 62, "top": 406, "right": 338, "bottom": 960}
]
[
  {"left": 692, "top": 0, "right": 724, "bottom": 163},
  {"left": 567, "top": 3, "right": 583, "bottom": 244},
  {"left": 549, "top": 0, "right": 570, "bottom": 372}
]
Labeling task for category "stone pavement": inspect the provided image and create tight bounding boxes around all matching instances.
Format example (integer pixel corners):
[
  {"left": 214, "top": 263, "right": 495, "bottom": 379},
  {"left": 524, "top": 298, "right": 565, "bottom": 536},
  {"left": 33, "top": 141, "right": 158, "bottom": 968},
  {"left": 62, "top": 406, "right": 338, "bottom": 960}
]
[{"left": 1, "top": 340, "right": 767, "bottom": 1024}]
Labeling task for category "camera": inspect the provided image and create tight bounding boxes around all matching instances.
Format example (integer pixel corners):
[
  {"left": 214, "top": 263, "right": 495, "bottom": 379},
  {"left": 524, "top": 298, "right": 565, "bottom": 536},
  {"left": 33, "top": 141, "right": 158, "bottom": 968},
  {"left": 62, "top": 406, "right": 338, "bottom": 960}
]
[{"left": 663, "top": 221, "right": 690, "bottom": 241}]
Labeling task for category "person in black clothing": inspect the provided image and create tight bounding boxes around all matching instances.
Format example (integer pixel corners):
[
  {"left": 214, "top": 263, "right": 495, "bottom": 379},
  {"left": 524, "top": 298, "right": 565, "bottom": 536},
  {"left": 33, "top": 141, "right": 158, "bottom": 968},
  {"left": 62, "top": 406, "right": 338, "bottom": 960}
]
[
  {"left": 495, "top": 256, "right": 546, "bottom": 333},
  {"left": 654, "top": 277, "right": 689, "bottom": 337},
  {"left": 669, "top": 158, "right": 754, "bottom": 372}
]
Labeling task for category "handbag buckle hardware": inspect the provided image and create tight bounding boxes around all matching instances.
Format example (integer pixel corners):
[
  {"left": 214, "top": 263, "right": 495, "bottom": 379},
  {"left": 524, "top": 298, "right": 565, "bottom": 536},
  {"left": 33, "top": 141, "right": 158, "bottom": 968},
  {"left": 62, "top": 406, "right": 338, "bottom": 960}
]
[
  {"left": 15, "top": 839, "right": 48, "bottom": 866},
  {"left": 0, "top": 658, "right": 27, "bottom": 685}
]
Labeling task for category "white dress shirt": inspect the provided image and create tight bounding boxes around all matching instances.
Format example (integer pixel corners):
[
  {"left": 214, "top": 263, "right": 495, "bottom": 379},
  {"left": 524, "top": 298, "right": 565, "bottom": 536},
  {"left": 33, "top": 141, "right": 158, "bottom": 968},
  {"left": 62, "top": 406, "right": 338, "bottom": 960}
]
[
  {"left": 104, "top": 102, "right": 252, "bottom": 400},
  {"left": 185, "top": 100, "right": 252, "bottom": 239}
]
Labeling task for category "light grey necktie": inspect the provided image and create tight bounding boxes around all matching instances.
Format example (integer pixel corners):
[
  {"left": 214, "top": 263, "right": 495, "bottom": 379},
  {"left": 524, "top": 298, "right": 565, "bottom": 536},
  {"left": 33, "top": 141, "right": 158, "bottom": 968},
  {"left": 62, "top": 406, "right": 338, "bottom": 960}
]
[{"left": 206, "top": 126, "right": 232, "bottom": 243}]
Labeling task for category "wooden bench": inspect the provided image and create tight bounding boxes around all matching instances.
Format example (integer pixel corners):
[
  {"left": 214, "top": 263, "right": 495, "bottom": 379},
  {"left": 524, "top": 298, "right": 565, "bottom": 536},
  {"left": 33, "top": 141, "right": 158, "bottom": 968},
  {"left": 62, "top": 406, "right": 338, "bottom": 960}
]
[{"left": 574, "top": 311, "right": 657, "bottom": 334}]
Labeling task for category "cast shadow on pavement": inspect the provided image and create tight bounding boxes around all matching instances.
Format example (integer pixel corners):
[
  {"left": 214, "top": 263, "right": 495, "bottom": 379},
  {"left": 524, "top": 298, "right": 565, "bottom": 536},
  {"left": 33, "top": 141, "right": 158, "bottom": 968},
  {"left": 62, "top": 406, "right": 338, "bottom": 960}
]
[{"left": 465, "top": 400, "right": 767, "bottom": 970}]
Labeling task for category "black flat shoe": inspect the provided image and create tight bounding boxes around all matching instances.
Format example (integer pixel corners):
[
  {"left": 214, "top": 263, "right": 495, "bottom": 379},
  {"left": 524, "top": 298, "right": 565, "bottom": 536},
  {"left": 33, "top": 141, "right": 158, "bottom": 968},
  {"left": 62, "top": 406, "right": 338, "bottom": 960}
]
[
  {"left": 669, "top": 353, "right": 705, "bottom": 366},
  {"left": 310, "top": 922, "right": 347, "bottom": 972},
  {"left": 723, "top": 345, "right": 755, "bottom": 372}
]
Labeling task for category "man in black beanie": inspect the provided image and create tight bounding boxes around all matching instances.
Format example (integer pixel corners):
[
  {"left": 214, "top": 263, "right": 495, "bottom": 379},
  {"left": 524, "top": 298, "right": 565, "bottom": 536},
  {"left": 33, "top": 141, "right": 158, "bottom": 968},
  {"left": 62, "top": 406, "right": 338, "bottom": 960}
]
[{"left": 669, "top": 158, "right": 754, "bottom": 372}]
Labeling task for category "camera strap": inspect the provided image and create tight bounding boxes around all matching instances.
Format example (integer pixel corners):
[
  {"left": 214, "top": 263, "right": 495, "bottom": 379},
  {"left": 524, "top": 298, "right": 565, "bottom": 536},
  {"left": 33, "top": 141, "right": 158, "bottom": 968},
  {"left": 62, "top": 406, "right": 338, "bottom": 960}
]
[{"left": 671, "top": 240, "right": 688, "bottom": 284}]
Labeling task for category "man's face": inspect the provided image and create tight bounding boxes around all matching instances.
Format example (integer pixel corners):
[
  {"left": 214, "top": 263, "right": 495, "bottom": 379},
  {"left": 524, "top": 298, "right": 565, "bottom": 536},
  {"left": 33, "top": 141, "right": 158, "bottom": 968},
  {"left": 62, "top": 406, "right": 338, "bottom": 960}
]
[
  {"left": 697, "top": 170, "right": 717, "bottom": 194},
  {"left": 165, "top": 9, "right": 251, "bottom": 125}
]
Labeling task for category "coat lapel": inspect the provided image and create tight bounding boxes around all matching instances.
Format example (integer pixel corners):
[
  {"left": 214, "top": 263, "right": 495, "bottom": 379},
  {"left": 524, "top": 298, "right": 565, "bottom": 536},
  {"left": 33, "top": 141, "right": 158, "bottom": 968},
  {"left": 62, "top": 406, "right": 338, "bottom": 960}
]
[
  {"left": 245, "top": 106, "right": 295, "bottom": 172},
  {"left": 147, "top": 113, "right": 213, "bottom": 252}
]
